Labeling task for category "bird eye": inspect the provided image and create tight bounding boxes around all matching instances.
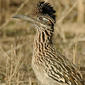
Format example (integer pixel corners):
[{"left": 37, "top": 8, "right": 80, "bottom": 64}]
[
  {"left": 38, "top": 16, "right": 52, "bottom": 25},
  {"left": 39, "top": 17, "right": 43, "bottom": 20},
  {"left": 38, "top": 17, "right": 49, "bottom": 22}
]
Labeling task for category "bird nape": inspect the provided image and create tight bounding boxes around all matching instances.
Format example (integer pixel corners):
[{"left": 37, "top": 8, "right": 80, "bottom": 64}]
[{"left": 13, "top": 1, "right": 84, "bottom": 85}]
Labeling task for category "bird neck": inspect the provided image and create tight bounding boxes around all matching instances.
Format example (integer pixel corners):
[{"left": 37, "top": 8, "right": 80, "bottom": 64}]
[{"left": 33, "top": 28, "right": 54, "bottom": 53}]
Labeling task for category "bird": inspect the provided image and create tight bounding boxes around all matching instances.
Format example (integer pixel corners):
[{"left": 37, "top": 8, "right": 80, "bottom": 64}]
[{"left": 13, "top": 1, "right": 84, "bottom": 85}]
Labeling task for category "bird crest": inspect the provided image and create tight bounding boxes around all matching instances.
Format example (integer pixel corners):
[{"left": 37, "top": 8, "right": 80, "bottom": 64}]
[{"left": 34, "top": 1, "right": 56, "bottom": 23}]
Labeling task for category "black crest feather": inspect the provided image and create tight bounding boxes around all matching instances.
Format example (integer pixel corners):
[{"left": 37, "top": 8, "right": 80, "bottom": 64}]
[{"left": 37, "top": 1, "right": 56, "bottom": 22}]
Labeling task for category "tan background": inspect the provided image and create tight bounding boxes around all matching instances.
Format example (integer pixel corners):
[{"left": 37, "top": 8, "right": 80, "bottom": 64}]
[{"left": 0, "top": 0, "right": 85, "bottom": 84}]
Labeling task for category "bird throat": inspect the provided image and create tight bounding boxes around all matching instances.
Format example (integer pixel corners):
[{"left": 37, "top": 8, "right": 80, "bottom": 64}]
[{"left": 33, "top": 29, "right": 54, "bottom": 54}]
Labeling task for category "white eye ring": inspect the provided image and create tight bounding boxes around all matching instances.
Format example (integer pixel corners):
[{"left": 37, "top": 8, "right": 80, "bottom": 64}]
[{"left": 42, "top": 17, "right": 49, "bottom": 22}]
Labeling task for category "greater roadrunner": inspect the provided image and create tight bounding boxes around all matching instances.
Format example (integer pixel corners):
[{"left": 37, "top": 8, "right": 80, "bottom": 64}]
[{"left": 13, "top": 1, "right": 84, "bottom": 85}]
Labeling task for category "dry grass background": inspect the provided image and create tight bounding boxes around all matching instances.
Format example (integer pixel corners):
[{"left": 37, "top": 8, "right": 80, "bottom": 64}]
[{"left": 0, "top": 0, "right": 85, "bottom": 85}]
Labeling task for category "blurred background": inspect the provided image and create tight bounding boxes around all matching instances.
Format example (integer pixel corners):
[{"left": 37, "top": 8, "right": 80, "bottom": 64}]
[{"left": 0, "top": 0, "right": 85, "bottom": 85}]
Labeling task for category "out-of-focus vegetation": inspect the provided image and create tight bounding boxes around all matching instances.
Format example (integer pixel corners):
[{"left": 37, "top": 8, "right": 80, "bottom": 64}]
[{"left": 0, "top": 0, "right": 85, "bottom": 85}]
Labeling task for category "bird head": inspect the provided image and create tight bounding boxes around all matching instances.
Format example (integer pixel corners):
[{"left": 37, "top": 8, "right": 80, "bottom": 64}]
[{"left": 13, "top": 1, "right": 56, "bottom": 30}]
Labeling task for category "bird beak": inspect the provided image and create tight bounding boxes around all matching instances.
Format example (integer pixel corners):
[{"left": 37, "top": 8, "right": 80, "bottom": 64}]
[
  {"left": 13, "top": 14, "right": 49, "bottom": 28},
  {"left": 12, "top": 14, "right": 36, "bottom": 23}
]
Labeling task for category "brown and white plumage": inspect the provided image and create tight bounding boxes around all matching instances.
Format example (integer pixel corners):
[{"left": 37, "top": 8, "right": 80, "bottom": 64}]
[
  {"left": 13, "top": 1, "right": 84, "bottom": 85},
  {"left": 32, "top": 1, "right": 84, "bottom": 85}
]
